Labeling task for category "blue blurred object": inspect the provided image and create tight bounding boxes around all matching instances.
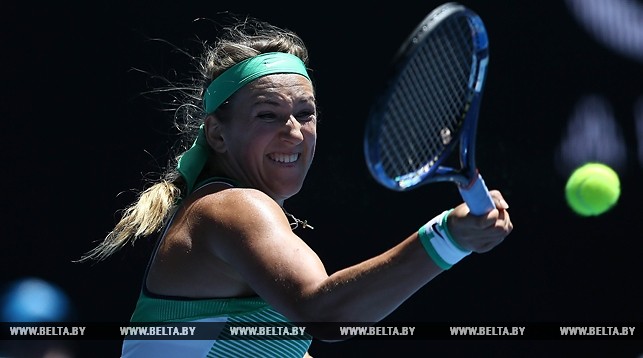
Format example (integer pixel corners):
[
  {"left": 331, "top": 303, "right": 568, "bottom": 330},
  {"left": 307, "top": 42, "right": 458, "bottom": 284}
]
[{"left": 1, "top": 277, "right": 71, "bottom": 322}]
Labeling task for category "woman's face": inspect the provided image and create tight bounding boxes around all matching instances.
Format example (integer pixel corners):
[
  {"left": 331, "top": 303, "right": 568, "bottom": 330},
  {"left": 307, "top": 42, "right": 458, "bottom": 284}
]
[{"left": 215, "top": 74, "right": 317, "bottom": 204}]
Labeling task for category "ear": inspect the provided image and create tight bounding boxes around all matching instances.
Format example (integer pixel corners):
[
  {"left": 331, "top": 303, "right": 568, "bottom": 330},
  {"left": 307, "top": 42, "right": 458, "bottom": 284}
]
[{"left": 204, "top": 114, "right": 227, "bottom": 153}]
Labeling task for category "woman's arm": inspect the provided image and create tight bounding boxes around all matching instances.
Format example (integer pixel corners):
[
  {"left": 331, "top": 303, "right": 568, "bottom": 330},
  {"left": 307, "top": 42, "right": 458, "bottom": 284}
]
[{"left": 193, "top": 187, "right": 512, "bottom": 324}]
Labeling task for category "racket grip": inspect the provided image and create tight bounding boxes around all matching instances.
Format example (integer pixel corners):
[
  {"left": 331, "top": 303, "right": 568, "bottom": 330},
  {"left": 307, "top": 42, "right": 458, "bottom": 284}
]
[{"left": 458, "top": 173, "right": 495, "bottom": 216}]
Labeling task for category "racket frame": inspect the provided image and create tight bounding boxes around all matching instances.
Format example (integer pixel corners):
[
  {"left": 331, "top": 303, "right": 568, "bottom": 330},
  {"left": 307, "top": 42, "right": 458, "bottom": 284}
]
[{"left": 364, "top": 2, "right": 495, "bottom": 214}]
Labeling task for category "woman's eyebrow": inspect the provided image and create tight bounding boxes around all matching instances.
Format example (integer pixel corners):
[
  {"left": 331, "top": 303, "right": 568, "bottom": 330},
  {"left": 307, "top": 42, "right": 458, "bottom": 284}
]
[{"left": 251, "top": 96, "right": 316, "bottom": 107}]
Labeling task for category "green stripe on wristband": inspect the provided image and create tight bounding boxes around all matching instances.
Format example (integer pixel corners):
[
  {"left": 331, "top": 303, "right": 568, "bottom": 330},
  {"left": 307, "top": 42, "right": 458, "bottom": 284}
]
[
  {"left": 418, "top": 209, "right": 473, "bottom": 270},
  {"left": 418, "top": 225, "right": 453, "bottom": 270},
  {"left": 439, "top": 209, "right": 468, "bottom": 252}
]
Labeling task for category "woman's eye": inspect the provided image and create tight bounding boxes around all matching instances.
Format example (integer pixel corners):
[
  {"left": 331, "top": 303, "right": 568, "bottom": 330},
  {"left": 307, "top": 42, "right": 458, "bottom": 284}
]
[
  {"left": 257, "top": 113, "right": 277, "bottom": 121},
  {"left": 296, "top": 111, "right": 316, "bottom": 122},
  {"left": 257, "top": 110, "right": 316, "bottom": 123}
]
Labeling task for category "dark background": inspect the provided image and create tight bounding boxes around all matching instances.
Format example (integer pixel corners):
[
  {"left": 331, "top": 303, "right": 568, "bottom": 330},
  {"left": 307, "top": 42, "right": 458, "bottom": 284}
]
[{"left": 2, "top": 0, "right": 642, "bottom": 357}]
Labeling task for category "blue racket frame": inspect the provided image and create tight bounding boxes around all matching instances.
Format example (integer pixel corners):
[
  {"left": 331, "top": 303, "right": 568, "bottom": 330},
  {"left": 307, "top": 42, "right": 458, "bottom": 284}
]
[{"left": 364, "top": 2, "right": 495, "bottom": 215}]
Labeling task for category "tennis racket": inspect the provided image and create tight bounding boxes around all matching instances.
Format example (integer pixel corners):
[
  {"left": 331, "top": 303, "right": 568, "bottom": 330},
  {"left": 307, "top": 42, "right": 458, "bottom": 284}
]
[{"left": 364, "top": 2, "right": 495, "bottom": 216}]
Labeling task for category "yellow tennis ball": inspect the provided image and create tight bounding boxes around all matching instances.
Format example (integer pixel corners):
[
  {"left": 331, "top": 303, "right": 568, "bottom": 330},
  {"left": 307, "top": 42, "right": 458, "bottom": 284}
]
[{"left": 565, "top": 162, "right": 620, "bottom": 216}]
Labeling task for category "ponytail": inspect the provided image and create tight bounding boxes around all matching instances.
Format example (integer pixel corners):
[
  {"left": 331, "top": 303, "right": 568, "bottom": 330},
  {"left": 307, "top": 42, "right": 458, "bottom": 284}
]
[{"left": 78, "top": 180, "right": 181, "bottom": 262}]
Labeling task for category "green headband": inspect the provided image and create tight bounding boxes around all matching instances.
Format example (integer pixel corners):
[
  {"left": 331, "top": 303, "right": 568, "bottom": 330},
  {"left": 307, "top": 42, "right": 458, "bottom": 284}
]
[
  {"left": 203, "top": 52, "right": 310, "bottom": 114},
  {"left": 177, "top": 52, "right": 310, "bottom": 195}
]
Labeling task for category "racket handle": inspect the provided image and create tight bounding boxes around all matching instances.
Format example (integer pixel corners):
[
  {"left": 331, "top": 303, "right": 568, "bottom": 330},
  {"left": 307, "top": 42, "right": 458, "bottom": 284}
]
[{"left": 458, "top": 173, "right": 495, "bottom": 216}]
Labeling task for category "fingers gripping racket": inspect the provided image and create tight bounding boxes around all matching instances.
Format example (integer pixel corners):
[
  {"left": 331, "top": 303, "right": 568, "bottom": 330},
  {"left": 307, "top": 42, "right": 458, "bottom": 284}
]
[{"left": 364, "top": 2, "right": 495, "bottom": 215}]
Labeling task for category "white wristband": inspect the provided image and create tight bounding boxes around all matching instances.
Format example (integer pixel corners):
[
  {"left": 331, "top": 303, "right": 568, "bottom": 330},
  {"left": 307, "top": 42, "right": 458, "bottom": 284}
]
[{"left": 418, "top": 210, "right": 471, "bottom": 270}]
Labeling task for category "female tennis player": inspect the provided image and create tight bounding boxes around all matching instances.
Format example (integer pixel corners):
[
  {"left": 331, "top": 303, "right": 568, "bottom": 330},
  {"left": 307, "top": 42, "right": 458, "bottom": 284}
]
[{"left": 81, "top": 16, "right": 513, "bottom": 358}]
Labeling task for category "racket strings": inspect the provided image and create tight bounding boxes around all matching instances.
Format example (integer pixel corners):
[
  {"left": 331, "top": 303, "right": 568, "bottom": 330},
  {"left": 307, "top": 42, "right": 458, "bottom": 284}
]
[{"left": 379, "top": 16, "right": 474, "bottom": 180}]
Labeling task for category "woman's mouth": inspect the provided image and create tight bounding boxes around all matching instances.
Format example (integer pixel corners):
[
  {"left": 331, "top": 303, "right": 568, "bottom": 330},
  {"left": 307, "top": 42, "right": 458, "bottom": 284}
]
[{"left": 268, "top": 153, "right": 300, "bottom": 164}]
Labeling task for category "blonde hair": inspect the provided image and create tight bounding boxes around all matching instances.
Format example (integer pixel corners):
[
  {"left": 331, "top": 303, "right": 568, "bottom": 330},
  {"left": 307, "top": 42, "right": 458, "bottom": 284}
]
[{"left": 79, "top": 17, "right": 310, "bottom": 262}]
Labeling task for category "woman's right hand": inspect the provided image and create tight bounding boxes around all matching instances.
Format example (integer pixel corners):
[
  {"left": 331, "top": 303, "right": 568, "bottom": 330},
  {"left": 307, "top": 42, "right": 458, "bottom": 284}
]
[{"left": 446, "top": 189, "right": 513, "bottom": 253}]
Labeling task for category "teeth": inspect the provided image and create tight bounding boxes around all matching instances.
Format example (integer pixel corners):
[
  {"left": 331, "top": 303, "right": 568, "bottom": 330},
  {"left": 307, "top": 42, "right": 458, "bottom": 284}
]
[{"left": 270, "top": 153, "right": 299, "bottom": 163}]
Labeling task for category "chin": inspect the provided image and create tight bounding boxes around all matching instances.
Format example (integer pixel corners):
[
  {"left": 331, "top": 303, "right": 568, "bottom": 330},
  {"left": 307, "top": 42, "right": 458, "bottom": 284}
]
[{"left": 276, "top": 181, "right": 305, "bottom": 200}]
